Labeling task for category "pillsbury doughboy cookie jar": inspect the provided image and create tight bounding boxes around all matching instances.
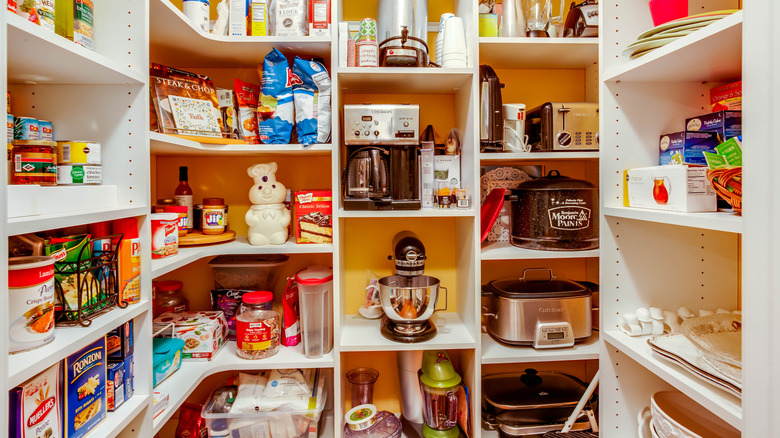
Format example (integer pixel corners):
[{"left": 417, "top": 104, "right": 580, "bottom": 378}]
[{"left": 245, "top": 162, "right": 290, "bottom": 245}]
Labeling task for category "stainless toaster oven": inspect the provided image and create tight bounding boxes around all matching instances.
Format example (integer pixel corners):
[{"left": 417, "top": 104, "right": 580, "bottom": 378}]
[{"left": 525, "top": 102, "right": 599, "bottom": 151}]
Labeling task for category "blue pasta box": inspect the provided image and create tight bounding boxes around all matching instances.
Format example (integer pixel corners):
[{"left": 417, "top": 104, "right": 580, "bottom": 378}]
[
  {"left": 685, "top": 110, "right": 741, "bottom": 139},
  {"left": 123, "top": 354, "right": 134, "bottom": 400},
  {"left": 106, "top": 362, "right": 125, "bottom": 412},
  {"left": 106, "top": 320, "right": 134, "bottom": 361},
  {"left": 63, "top": 338, "right": 106, "bottom": 438},
  {"left": 660, "top": 131, "right": 721, "bottom": 166}
]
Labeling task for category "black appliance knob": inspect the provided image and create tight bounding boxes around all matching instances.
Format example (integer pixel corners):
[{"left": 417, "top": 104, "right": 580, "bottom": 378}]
[
  {"left": 374, "top": 131, "right": 379, "bottom": 136},
  {"left": 557, "top": 131, "right": 572, "bottom": 147},
  {"left": 354, "top": 130, "right": 360, "bottom": 136}
]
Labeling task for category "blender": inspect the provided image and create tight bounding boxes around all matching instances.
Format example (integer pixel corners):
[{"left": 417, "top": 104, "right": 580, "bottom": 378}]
[
  {"left": 522, "top": 0, "right": 552, "bottom": 37},
  {"left": 419, "top": 350, "right": 462, "bottom": 438},
  {"left": 379, "top": 231, "right": 448, "bottom": 343}
]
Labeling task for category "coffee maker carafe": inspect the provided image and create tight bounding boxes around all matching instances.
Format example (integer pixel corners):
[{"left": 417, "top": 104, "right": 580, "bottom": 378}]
[{"left": 343, "top": 104, "right": 422, "bottom": 210}]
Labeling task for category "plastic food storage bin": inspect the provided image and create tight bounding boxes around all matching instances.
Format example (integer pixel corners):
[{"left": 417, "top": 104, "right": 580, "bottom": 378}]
[
  {"left": 295, "top": 266, "right": 334, "bottom": 359},
  {"left": 209, "top": 254, "right": 289, "bottom": 289},
  {"left": 201, "top": 370, "right": 328, "bottom": 438}
]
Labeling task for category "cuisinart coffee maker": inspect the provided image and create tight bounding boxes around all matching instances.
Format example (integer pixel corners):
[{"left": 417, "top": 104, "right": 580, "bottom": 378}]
[{"left": 343, "top": 104, "right": 421, "bottom": 210}]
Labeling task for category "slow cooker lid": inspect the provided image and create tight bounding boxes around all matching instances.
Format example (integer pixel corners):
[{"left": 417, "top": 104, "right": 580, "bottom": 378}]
[
  {"left": 482, "top": 370, "right": 587, "bottom": 410},
  {"left": 513, "top": 170, "right": 596, "bottom": 191},
  {"left": 486, "top": 269, "right": 591, "bottom": 299}
]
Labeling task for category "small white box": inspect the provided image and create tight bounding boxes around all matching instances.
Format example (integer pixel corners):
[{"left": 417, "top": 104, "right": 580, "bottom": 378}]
[
  {"left": 228, "top": 0, "right": 247, "bottom": 36},
  {"left": 623, "top": 165, "right": 716, "bottom": 212},
  {"left": 420, "top": 142, "right": 435, "bottom": 208},
  {"left": 434, "top": 155, "right": 461, "bottom": 187}
]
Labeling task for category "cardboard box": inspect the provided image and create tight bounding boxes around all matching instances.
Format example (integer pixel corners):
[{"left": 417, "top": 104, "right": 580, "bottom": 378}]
[
  {"left": 623, "top": 165, "right": 716, "bottom": 212},
  {"left": 9, "top": 363, "right": 63, "bottom": 438},
  {"left": 659, "top": 131, "right": 721, "bottom": 166},
  {"left": 294, "top": 190, "right": 333, "bottom": 244},
  {"left": 710, "top": 81, "right": 742, "bottom": 111},
  {"left": 106, "top": 320, "right": 134, "bottom": 361},
  {"left": 152, "top": 338, "right": 184, "bottom": 387},
  {"left": 122, "top": 354, "right": 134, "bottom": 400},
  {"left": 106, "top": 362, "right": 125, "bottom": 412},
  {"left": 249, "top": 0, "right": 267, "bottom": 36},
  {"left": 685, "top": 110, "right": 741, "bottom": 140},
  {"left": 152, "top": 391, "right": 169, "bottom": 420},
  {"left": 154, "top": 311, "right": 228, "bottom": 361},
  {"left": 419, "top": 142, "right": 435, "bottom": 208},
  {"left": 64, "top": 338, "right": 107, "bottom": 438},
  {"left": 309, "top": 0, "right": 330, "bottom": 37},
  {"left": 228, "top": 0, "right": 247, "bottom": 36}
]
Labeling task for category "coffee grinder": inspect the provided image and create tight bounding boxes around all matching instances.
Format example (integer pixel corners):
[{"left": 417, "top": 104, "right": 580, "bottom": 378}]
[
  {"left": 378, "top": 231, "right": 448, "bottom": 343},
  {"left": 343, "top": 104, "right": 421, "bottom": 210}
]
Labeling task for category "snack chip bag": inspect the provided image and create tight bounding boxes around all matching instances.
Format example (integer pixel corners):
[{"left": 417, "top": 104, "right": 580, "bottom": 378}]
[
  {"left": 258, "top": 49, "right": 295, "bottom": 144},
  {"left": 234, "top": 79, "right": 261, "bottom": 144},
  {"left": 292, "top": 57, "right": 332, "bottom": 146}
]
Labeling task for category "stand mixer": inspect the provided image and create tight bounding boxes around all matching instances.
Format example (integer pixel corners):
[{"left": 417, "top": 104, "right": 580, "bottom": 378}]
[{"left": 379, "top": 231, "right": 448, "bottom": 343}]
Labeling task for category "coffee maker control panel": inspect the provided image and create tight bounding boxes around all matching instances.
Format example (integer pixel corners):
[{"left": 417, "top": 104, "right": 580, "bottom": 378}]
[{"left": 344, "top": 104, "right": 420, "bottom": 145}]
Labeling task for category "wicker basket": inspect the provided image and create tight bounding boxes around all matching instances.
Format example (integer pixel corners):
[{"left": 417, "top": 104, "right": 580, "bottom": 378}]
[{"left": 706, "top": 167, "right": 742, "bottom": 213}]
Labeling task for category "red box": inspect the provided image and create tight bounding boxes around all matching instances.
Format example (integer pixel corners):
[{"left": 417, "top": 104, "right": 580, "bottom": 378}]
[
  {"left": 295, "top": 190, "right": 332, "bottom": 244},
  {"left": 710, "top": 81, "right": 742, "bottom": 111}
]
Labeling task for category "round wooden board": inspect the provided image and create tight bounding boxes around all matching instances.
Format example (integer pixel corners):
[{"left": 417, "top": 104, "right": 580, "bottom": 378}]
[{"left": 179, "top": 230, "right": 236, "bottom": 246}]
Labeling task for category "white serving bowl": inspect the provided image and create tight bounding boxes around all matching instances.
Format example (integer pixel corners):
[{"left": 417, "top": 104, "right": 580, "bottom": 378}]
[{"left": 650, "top": 391, "right": 739, "bottom": 438}]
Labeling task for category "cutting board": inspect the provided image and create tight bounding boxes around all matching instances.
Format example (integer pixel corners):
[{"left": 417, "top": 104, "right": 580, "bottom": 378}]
[{"left": 179, "top": 230, "right": 236, "bottom": 246}]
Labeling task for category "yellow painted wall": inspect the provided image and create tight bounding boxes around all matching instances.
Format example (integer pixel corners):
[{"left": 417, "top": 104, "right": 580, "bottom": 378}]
[{"left": 495, "top": 68, "right": 587, "bottom": 109}]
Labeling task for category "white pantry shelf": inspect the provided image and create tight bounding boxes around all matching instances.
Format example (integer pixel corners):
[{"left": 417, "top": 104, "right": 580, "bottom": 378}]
[
  {"left": 602, "top": 331, "right": 742, "bottom": 430},
  {"left": 91, "top": 394, "right": 151, "bottom": 438},
  {"left": 150, "top": 132, "right": 332, "bottom": 156},
  {"left": 604, "top": 206, "right": 742, "bottom": 234},
  {"left": 480, "top": 152, "right": 599, "bottom": 161},
  {"left": 604, "top": 10, "right": 742, "bottom": 83},
  {"left": 480, "top": 331, "right": 600, "bottom": 364},
  {"left": 8, "top": 300, "right": 150, "bottom": 387},
  {"left": 152, "top": 343, "right": 334, "bottom": 433},
  {"left": 149, "top": 0, "right": 331, "bottom": 68},
  {"left": 7, "top": 205, "right": 149, "bottom": 236},
  {"left": 479, "top": 38, "right": 598, "bottom": 69},
  {"left": 338, "top": 208, "right": 476, "bottom": 218},
  {"left": 337, "top": 68, "right": 473, "bottom": 94},
  {"left": 151, "top": 236, "right": 333, "bottom": 278},
  {"left": 339, "top": 313, "right": 476, "bottom": 352},
  {"left": 481, "top": 241, "right": 600, "bottom": 260},
  {"left": 5, "top": 12, "right": 146, "bottom": 85}
]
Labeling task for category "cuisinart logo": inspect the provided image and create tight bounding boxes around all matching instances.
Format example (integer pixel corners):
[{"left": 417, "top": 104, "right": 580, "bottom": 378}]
[
  {"left": 548, "top": 206, "right": 591, "bottom": 231},
  {"left": 73, "top": 348, "right": 102, "bottom": 376},
  {"left": 538, "top": 307, "right": 562, "bottom": 313}
]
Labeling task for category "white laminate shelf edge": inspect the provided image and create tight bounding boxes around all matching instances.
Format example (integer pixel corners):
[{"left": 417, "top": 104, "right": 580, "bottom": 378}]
[
  {"left": 481, "top": 241, "right": 600, "bottom": 260},
  {"left": 7, "top": 205, "right": 149, "bottom": 236},
  {"left": 480, "top": 152, "right": 599, "bottom": 161},
  {"left": 480, "top": 331, "right": 600, "bottom": 364},
  {"left": 90, "top": 394, "right": 151, "bottom": 438},
  {"left": 337, "top": 68, "right": 474, "bottom": 93},
  {"left": 604, "top": 206, "right": 743, "bottom": 234},
  {"left": 339, "top": 313, "right": 476, "bottom": 352},
  {"left": 149, "top": 132, "right": 332, "bottom": 156},
  {"left": 338, "top": 208, "right": 476, "bottom": 218},
  {"left": 479, "top": 38, "right": 598, "bottom": 69}
]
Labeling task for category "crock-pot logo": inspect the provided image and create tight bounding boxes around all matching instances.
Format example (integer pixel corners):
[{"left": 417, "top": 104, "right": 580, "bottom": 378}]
[{"left": 548, "top": 206, "right": 591, "bottom": 230}]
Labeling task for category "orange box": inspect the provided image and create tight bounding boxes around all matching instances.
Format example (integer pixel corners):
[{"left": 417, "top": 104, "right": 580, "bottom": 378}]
[{"left": 294, "top": 190, "right": 332, "bottom": 244}]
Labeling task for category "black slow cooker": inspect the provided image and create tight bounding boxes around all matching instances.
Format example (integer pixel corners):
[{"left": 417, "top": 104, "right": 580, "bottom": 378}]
[{"left": 509, "top": 170, "right": 599, "bottom": 251}]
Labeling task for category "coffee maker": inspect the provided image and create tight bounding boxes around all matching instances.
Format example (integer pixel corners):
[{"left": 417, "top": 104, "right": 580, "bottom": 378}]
[{"left": 343, "top": 104, "right": 421, "bottom": 210}]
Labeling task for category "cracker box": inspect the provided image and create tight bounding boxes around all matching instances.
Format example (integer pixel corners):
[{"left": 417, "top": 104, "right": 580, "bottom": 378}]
[
  {"left": 659, "top": 131, "right": 721, "bottom": 166},
  {"left": 294, "top": 190, "right": 333, "bottom": 244},
  {"left": 685, "top": 110, "right": 741, "bottom": 140},
  {"left": 623, "top": 165, "right": 717, "bottom": 212},
  {"left": 10, "top": 362, "right": 63, "bottom": 438},
  {"left": 106, "top": 320, "right": 134, "bottom": 361},
  {"left": 106, "top": 362, "right": 125, "bottom": 412},
  {"left": 154, "top": 311, "right": 228, "bottom": 361},
  {"left": 710, "top": 81, "right": 742, "bottom": 111},
  {"left": 64, "top": 338, "right": 107, "bottom": 438}
]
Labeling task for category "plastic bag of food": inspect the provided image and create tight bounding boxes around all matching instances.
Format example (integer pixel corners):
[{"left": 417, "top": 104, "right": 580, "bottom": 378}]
[
  {"left": 229, "top": 371, "right": 269, "bottom": 414},
  {"left": 234, "top": 79, "right": 261, "bottom": 144},
  {"left": 292, "top": 57, "right": 332, "bottom": 146},
  {"left": 257, "top": 49, "right": 295, "bottom": 144},
  {"left": 269, "top": 0, "right": 308, "bottom": 36},
  {"left": 281, "top": 278, "right": 300, "bottom": 346}
]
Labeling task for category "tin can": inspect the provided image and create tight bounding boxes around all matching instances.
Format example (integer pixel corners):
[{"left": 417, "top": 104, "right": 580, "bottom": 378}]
[
  {"left": 38, "top": 120, "right": 53, "bottom": 141},
  {"left": 56, "top": 140, "right": 101, "bottom": 164},
  {"left": 7, "top": 1, "right": 17, "bottom": 13},
  {"left": 12, "top": 140, "right": 57, "bottom": 185},
  {"left": 356, "top": 18, "right": 378, "bottom": 67},
  {"left": 14, "top": 117, "right": 39, "bottom": 140},
  {"left": 8, "top": 256, "right": 56, "bottom": 353},
  {"left": 56, "top": 164, "right": 102, "bottom": 185},
  {"left": 7, "top": 114, "right": 13, "bottom": 144}
]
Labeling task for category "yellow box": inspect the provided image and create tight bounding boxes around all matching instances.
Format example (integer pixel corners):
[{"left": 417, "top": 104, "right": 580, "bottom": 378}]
[{"left": 56, "top": 141, "right": 101, "bottom": 165}]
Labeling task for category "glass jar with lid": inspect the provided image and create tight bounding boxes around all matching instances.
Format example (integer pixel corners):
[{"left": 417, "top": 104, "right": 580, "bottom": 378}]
[
  {"left": 154, "top": 280, "right": 189, "bottom": 317},
  {"left": 238, "top": 291, "right": 274, "bottom": 314},
  {"left": 236, "top": 291, "right": 279, "bottom": 359}
]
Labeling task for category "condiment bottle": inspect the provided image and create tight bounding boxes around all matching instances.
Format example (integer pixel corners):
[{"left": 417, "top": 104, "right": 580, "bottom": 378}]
[
  {"left": 202, "top": 197, "right": 226, "bottom": 235},
  {"left": 112, "top": 217, "right": 141, "bottom": 305},
  {"left": 174, "top": 166, "right": 194, "bottom": 231}
]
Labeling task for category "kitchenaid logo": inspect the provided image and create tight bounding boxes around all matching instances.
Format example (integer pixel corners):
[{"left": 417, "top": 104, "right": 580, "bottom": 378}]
[
  {"left": 548, "top": 206, "right": 591, "bottom": 230},
  {"left": 538, "top": 307, "right": 562, "bottom": 313}
]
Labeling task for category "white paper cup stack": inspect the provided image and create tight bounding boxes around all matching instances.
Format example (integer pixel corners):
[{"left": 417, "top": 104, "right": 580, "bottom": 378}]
[
  {"left": 440, "top": 16, "right": 468, "bottom": 68},
  {"left": 436, "top": 13, "right": 455, "bottom": 64}
]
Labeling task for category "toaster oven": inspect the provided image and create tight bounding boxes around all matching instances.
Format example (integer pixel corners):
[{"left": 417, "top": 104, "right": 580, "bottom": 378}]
[{"left": 525, "top": 102, "right": 599, "bottom": 151}]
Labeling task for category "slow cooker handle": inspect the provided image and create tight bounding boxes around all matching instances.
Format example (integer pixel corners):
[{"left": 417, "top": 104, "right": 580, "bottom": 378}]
[
  {"left": 481, "top": 285, "right": 496, "bottom": 319},
  {"left": 521, "top": 268, "right": 553, "bottom": 283}
]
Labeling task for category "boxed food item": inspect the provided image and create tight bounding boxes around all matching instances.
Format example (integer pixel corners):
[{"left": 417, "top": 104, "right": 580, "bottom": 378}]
[
  {"left": 106, "top": 362, "right": 125, "bottom": 412},
  {"left": 249, "top": 0, "right": 268, "bottom": 36},
  {"left": 294, "top": 190, "right": 333, "bottom": 244},
  {"left": 685, "top": 110, "right": 741, "bottom": 140},
  {"left": 63, "top": 338, "right": 107, "bottom": 438},
  {"left": 623, "top": 165, "right": 717, "bottom": 212},
  {"left": 152, "top": 337, "right": 184, "bottom": 387},
  {"left": 228, "top": 0, "right": 247, "bottom": 36},
  {"left": 710, "top": 81, "right": 742, "bottom": 111},
  {"left": 149, "top": 64, "right": 222, "bottom": 137},
  {"left": 209, "top": 254, "right": 289, "bottom": 290},
  {"left": 659, "top": 131, "right": 721, "bottom": 166},
  {"left": 106, "top": 320, "right": 134, "bottom": 361},
  {"left": 54, "top": 0, "right": 95, "bottom": 51},
  {"left": 309, "top": 0, "right": 330, "bottom": 37},
  {"left": 9, "top": 362, "right": 63, "bottom": 438},
  {"left": 154, "top": 311, "right": 228, "bottom": 361},
  {"left": 56, "top": 165, "right": 102, "bottom": 185},
  {"left": 152, "top": 391, "right": 169, "bottom": 420},
  {"left": 122, "top": 354, "right": 134, "bottom": 400}
]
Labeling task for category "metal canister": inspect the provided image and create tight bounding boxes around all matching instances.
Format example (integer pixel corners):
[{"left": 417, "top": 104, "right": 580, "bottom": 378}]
[
  {"left": 356, "top": 18, "right": 378, "bottom": 67},
  {"left": 14, "top": 117, "right": 39, "bottom": 140}
]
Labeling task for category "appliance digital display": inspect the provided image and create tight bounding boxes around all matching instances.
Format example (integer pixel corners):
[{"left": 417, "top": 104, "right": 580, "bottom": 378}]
[
  {"left": 547, "top": 332, "right": 566, "bottom": 340},
  {"left": 362, "top": 116, "right": 372, "bottom": 121}
]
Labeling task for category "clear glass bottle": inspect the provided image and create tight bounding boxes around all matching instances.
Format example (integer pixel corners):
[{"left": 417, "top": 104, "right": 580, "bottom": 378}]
[{"left": 154, "top": 280, "right": 189, "bottom": 317}]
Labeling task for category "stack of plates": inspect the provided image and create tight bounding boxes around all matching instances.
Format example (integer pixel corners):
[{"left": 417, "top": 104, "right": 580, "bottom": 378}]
[{"left": 623, "top": 10, "right": 739, "bottom": 59}]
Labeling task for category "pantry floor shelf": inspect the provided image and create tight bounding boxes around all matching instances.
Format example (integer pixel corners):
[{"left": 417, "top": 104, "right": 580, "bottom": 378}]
[
  {"left": 480, "top": 331, "right": 600, "bottom": 364},
  {"left": 339, "top": 313, "right": 476, "bottom": 352},
  {"left": 152, "top": 343, "right": 334, "bottom": 434},
  {"left": 479, "top": 38, "right": 598, "bottom": 69},
  {"left": 604, "top": 206, "right": 743, "bottom": 234},
  {"left": 8, "top": 300, "right": 150, "bottom": 387},
  {"left": 481, "top": 241, "right": 600, "bottom": 260},
  {"left": 90, "top": 394, "right": 151, "bottom": 438},
  {"left": 602, "top": 330, "right": 742, "bottom": 430},
  {"left": 6, "top": 12, "right": 146, "bottom": 85},
  {"left": 150, "top": 132, "right": 333, "bottom": 156}
]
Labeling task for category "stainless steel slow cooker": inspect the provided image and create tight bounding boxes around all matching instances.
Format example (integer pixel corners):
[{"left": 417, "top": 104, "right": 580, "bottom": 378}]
[{"left": 482, "top": 269, "right": 592, "bottom": 348}]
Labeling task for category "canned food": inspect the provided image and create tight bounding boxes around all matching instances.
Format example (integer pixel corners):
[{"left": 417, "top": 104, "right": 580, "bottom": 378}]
[
  {"left": 56, "top": 141, "right": 101, "bottom": 165},
  {"left": 8, "top": 256, "right": 56, "bottom": 353},
  {"left": 38, "top": 120, "right": 53, "bottom": 141},
  {"left": 56, "top": 164, "right": 102, "bottom": 185},
  {"left": 12, "top": 140, "right": 57, "bottom": 185},
  {"left": 13, "top": 117, "right": 39, "bottom": 140},
  {"left": 6, "top": 114, "right": 12, "bottom": 144},
  {"left": 151, "top": 213, "right": 179, "bottom": 259}
]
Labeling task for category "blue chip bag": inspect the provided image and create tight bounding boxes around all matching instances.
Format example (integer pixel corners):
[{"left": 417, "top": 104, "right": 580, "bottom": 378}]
[
  {"left": 258, "top": 49, "right": 295, "bottom": 144},
  {"left": 293, "top": 57, "right": 332, "bottom": 146}
]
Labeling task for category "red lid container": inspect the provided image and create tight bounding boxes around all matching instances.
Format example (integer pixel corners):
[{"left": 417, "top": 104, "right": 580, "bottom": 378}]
[
  {"left": 242, "top": 291, "right": 274, "bottom": 305},
  {"left": 155, "top": 280, "right": 183, "bottom": 292},
  {"left": 112, "top": 217, "right": 139, "bottom": 239}
]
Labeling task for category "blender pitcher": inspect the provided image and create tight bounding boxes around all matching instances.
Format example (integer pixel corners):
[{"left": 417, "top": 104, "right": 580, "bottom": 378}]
[
  {"left": 419, "top": 351, "right": 462, "bottom": 438},
  {"left": 522, "top": 0, "right": 552, "bottom": 37}
]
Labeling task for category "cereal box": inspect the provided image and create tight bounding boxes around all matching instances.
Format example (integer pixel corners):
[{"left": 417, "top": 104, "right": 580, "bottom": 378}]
[
  {"left": 294, "top": 190, "right": 333, "bottom": 244},
  {"left": 64, "top": 338, "right": 106, "bottom": 438},
  {"left": 154, "top": 311, "right": 228, "bottom": 361},
  {"left": 106, "top": 362, "right": 125, "bottom": 412},
  {"left": 685, "top": 110, "right": 741, "bottom": 140},
  {"left": 10, "top": 362, "right": 63, "bottom": 438},
  {"left": 107, "top": 320, "right": 134, "bottom": 361}
]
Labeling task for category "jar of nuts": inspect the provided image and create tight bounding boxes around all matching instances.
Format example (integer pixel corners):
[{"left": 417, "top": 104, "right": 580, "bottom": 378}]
[{"left": 235, "top": 308, "right": 279, "bottom": 360}]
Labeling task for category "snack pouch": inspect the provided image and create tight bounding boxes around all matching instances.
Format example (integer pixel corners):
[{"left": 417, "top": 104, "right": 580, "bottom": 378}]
[
  {"left": 258, "top": 49, "right": 295, "bottom": 144},
  {"left": 292, "top": 57, "right": 332, "bottom": 146},
  {"left": 234, "top": 79, "right": 261, "bottom": 144}
]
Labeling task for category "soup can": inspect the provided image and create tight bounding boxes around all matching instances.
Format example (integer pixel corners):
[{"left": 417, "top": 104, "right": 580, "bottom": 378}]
[
  {"left": 38, "top": 120, "right": 53, "bottom": 141},
  {"left": 13, "top": 117, "right": 39, "bottom": 140},
  {"left": 8, "top": 256, "right": 56, "bottom": 353}
]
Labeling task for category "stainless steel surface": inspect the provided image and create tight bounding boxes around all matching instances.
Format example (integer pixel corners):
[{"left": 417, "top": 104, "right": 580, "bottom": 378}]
[
  {"left": 379, "top": 275, "right": 446, "bottom": 323},
  {"left": 377, "top": 0, "right": 428, "bottom": 52},
  {"left": 484, "top": 295, "right": 592, "bottom": 345},
  {"left": 526, "top": 102, "right": 599, "bottom": 151},
  {"left": 344, "top": 104, "right": 420, "bottom": 145}
]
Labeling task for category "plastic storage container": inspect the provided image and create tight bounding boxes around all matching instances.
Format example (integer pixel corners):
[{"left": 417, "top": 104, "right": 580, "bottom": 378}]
[
  {"left": 295, "top": 266, "right": 334, "bottom": 359},
  {"left": 209, "top": 255, "right": 289, "bottom": 290},
  {"left": 152, "top": 337, "right": 185, "bottom": 387}
]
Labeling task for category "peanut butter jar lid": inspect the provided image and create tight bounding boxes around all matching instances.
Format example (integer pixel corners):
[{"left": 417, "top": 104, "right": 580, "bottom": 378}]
[{"left": 203, "top": 197, "right": 225, "bottom": 205}]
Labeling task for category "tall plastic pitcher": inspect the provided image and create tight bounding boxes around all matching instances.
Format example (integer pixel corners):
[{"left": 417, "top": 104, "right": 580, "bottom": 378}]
[{"left": 295, "top": 266, "right": 334, "bottom": 358}]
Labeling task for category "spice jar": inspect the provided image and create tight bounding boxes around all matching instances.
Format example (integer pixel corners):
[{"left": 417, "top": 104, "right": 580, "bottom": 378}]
[
  {"left": 154, "top": 280, "right": 189, "bottom": 317},
  {"left": 238, "top": 291, "right": 274, "bottom": 313},
  {"left": 202, "top": 197, "right": 226, "bottom": 235},
  {"left": 11, "top": 140, "right": 57, "bottom": 185},
  {"left": 235, "top": 309, "right": 280, "bottom": 360},
  {"left": 163, "top": 205, "right": 188, "bottom": 237}
]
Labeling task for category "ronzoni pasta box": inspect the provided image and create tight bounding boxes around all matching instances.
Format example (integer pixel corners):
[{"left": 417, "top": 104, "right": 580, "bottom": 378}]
[{"left": 64, "top": 338, "right": 106, "bottom": 438}]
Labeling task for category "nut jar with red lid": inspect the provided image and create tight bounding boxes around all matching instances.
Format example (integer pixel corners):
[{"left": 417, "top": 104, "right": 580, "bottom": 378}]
[
  {"left": 235, "top": 291, "right": 279, "bottom": 360},
  {"left": 154, "top": 280, "right": 189, "bottom": 317}
]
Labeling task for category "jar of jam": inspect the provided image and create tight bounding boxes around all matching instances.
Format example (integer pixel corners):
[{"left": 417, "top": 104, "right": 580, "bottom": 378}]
[
  {"left": 202, "top": 197, "right": 226, "bottom": 235},
  {"left": 11, "top": 140, "right": 56, "bottom": 185}
]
